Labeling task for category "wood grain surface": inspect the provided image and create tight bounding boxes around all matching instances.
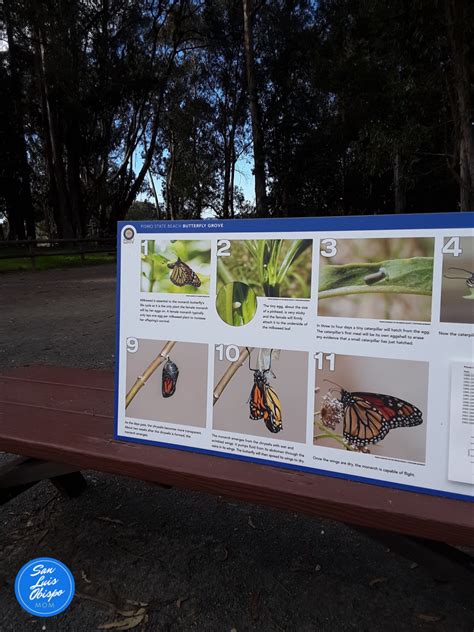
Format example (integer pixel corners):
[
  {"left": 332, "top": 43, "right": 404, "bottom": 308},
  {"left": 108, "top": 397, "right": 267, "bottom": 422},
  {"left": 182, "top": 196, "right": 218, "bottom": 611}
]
[{"left": 0, "top": 366, "right": 472, "bottom": 545}]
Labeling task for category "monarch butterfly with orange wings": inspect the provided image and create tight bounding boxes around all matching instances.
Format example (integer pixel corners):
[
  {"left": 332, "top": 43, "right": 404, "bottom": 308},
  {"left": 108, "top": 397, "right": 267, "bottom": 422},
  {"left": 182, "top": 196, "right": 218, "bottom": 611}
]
[
  {"left": 247, "top": 348, "right": 283, "bottom": 433},
  {"left": 326, "top": 381, "right": 423, "bottom": 447},
  {"left": 167, "top": 258, "right": 201, "bottom": 288}
]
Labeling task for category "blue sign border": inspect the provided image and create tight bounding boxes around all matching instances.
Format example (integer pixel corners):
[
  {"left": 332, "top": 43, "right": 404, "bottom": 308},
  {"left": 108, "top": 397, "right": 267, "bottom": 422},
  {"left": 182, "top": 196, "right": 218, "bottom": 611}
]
[
  {"left": 115, "top": 212, "right": 474, "bottom": 503},
  {"left": 15, "top": 557, "right": 75, "bottom": 618}
]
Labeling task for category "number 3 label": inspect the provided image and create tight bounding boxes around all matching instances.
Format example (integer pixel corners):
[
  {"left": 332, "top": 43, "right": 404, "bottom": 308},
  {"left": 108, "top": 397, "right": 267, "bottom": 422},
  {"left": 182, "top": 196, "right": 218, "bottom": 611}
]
[{"left": 320, "top": 238, "right": 337, "bottom": 257}]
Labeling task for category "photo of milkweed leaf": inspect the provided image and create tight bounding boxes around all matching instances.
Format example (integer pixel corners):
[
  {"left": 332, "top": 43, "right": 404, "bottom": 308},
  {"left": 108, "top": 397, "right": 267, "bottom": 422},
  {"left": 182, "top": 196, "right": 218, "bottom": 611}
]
[
  {"left": 318, "top": 238, "right": 434, "bottom": 321},
  {"left": 217, "top": 239, "right": 312, "bottom": 298},
  {"left": 141, "top": 239, "right": 211, "bottom": 294},
  {"left": 216, "top": 282, "right": 257, "bottom": 326},
  {"left": 440, "top": 237, "right": 474, "bottom": 325}
]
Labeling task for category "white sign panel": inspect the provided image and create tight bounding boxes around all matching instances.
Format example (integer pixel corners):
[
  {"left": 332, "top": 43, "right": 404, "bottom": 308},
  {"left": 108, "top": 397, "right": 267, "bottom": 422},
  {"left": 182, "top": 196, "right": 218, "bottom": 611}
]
[{"left": 115, "top": 213, "right": 474, "bottom": 502}]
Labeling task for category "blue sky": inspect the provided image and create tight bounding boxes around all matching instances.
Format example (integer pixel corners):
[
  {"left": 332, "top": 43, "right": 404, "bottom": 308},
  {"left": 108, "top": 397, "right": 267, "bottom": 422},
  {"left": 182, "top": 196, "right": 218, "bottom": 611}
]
[{"left": 138, "top": 154, "right": 255, "bottom": 211}]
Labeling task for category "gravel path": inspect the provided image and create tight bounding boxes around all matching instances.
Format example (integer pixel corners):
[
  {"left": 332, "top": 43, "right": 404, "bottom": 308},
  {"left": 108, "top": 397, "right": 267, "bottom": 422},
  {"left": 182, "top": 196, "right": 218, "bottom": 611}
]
[{"left": 0, "top": 265, "right": 472, "bottom": 631}]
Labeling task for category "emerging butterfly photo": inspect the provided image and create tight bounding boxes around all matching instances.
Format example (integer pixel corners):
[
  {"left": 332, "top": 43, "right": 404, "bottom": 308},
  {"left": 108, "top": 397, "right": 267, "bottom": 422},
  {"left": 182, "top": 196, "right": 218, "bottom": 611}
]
[
  {"left": 140, "top": 239, "right": 211, "bottom": 294},
  {"left": 213, "top": 346, "right": 309, "bottom": 444},
  {"left": 314, "top": 354, "right": 428, "bottom": 463}
]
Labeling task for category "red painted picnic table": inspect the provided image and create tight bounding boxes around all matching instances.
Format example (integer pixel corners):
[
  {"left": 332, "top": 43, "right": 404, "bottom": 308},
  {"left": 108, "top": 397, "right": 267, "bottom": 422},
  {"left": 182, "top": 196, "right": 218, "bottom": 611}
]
[{"left": 0, "top": 366, "right": 472, "bottom": 550}]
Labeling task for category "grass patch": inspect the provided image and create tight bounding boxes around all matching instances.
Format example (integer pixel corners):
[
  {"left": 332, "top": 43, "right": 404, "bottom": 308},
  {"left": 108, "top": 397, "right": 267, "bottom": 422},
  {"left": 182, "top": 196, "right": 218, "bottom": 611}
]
[{"left": 0, "top": 252, "right": 116, "bottom": 273}]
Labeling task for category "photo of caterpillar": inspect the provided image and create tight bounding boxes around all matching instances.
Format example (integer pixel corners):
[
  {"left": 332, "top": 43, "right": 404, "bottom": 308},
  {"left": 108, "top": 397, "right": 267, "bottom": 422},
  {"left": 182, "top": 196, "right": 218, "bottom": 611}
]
[
  {"left": 212, "top": 346, "right": 308, "bottom": 443},
  {"left": 440, "top": 237, "right": 474, "bottom": 325},
  {"left": 318, "top": 237, "right": 434, "bottom": 321}
]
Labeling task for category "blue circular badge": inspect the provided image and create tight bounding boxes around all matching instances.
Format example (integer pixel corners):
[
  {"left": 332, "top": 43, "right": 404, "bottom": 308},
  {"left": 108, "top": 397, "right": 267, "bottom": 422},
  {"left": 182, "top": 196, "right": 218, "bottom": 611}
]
[{"left": 15, "top": 557, "right": 75, "bottom": 617}]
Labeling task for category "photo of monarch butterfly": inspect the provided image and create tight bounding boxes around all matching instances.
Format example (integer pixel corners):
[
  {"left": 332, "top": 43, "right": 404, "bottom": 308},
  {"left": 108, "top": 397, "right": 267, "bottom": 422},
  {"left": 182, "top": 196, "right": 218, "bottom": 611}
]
[
  {"left": 327, "top": 382, "right": 423, "bottom": 447},
  {"left": 161, "top": 357, "right": 179, "bottom": 398},
  {"left": 314, "top": 354, "right": 428, "bottom": 462},
  {"left": 247, "top": 348, "right": 283, "bottom": 433},
  {"left": 167, "top": 258, "right": 201, "bottom": 288}
]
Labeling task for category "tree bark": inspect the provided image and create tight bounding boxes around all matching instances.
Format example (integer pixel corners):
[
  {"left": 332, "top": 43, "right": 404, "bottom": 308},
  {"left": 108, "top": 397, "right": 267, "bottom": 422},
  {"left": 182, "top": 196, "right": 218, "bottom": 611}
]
[
  {"left": 393, "top": 149, "right": 406, "bottom": 213},
  {"left": 242, "top": 0, "right": 267, "bottom": 215},
  {"left": 446, "top": 0, "right": 473, "bottom": 211},
  {"left": 3, "top": 0, "right": 36, "bottom": 239}
]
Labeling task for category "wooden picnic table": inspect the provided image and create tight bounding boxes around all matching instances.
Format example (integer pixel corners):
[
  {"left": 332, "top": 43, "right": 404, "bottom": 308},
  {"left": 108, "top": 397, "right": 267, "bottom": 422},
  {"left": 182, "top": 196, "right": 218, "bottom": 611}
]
[{"left": 0, "top": 365, "right": 473, "bottom": 576}]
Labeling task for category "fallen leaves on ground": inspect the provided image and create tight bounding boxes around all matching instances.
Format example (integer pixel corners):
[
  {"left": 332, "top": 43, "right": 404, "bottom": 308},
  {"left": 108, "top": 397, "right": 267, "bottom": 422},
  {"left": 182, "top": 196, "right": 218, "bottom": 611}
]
[
  {"left": 416, "top": 613, "right": 444, "bottom": 623},
  {"left": 248, "top": 516, "right": 256, "bottom": 529},
  {"left": 98, "top": 604, "right": 148, "bottom": 630},
  {"left": 369, "top": 577, "right": 387, "bottom": 586},
  {"left": 97, "top": 516, "right": 124, "bottom": 525}
]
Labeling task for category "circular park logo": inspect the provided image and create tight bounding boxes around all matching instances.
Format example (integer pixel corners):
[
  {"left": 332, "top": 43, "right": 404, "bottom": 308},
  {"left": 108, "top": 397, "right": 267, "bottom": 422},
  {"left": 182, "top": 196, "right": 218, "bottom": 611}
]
[
  {"left": 123, "top": 226, "right": 135, "bottom": 241},
  {"left": 15, "top": 557, "right": 75, "bottom": 617}
]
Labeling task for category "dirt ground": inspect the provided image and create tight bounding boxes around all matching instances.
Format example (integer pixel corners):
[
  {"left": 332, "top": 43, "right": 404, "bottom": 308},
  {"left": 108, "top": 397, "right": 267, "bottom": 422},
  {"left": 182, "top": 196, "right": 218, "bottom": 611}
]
[{"left": 0, "top": 265, "right": 473, "bottom": 631}]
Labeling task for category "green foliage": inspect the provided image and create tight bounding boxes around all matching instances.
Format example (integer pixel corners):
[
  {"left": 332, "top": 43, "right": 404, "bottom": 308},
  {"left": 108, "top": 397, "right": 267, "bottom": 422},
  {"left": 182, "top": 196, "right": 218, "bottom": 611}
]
[
  {"left": 463, "top": 288, "right": 474, "bottom": 300},
  {"left": 0, "top": 253, "right": 114, "bottom": 273},
  {"left": 218, "top": 239, "right": 312, "bottom": 298},
  {"left": 319, "top": 257, "right": 433, "bottom": 299},
  {"left": 215, "top": 282, "right": 257, "bottom": 326}
]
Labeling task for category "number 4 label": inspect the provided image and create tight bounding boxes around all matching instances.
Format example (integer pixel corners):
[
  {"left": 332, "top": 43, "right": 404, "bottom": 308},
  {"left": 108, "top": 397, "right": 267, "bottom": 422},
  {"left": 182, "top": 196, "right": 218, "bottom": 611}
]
[{"left": 442, "top": 237, "right": 462, "bottom": 257}]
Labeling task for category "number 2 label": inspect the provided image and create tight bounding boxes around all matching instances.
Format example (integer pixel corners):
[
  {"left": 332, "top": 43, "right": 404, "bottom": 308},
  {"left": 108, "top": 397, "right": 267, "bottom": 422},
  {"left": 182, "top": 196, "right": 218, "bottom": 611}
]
[{"left": 217, "top": 239, "right": 231, "bottom": 257}]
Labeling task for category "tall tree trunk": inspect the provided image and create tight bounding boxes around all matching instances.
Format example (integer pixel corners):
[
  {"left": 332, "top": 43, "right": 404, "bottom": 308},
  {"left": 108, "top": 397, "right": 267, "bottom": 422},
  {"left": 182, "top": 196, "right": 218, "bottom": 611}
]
[
  {"left": 393, "top": 149, "right": 406, "bottom": 213},
  {"left": 33, "top": 22, "right": 75, "bottom": 237},
  {"left": 4, "top": 0, "right": 36, "bottom": 239},
  {"left": 242, "top": 0, "right": 267, "bottom": 215},
  {"left": 446, "top": 0, "right": 473, "bottom": 211}
]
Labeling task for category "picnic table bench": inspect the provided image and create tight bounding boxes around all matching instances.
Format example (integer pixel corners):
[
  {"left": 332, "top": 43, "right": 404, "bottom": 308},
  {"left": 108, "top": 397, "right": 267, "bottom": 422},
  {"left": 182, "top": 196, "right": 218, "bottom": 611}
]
[{"left": 1, "top": 365, "right": 473, "bottom": 578}]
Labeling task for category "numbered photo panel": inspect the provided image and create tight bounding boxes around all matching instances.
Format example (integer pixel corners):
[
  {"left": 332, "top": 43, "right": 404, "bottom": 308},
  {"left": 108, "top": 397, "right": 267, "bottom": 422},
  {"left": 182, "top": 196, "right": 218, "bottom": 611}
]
[
  {"left": 440, "top": 236, "right": 474, "bottom": 325},
  {"left": 314, "top": 353, "right": 429, "bottom": 463},
  {"left": 213, "top": 346, "right": 309, "bottom": 442},
  {"left": 141, "top": 239, "right": 211, "bottom": 294},
  {"left": 125, "top": 338, "right": 209, "bottom": 428},
  {"left": 318, "top": 237, "right": 434, "bottom": 321},
  {"left": 216, "top": 239, "right": 313, "bottom": 304}
]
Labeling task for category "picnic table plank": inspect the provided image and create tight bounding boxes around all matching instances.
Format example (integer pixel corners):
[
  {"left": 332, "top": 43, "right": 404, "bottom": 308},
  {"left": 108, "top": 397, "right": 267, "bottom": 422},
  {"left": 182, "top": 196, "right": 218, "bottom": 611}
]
[{"left": 0, "top": 366, "right": 472, "bottom": 546}]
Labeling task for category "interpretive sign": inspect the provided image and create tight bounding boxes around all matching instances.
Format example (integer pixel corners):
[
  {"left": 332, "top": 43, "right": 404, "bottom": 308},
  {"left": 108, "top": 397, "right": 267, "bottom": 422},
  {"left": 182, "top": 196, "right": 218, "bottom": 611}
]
[{"left": 115, "top": 213, "right": 473, "bottom": 501}]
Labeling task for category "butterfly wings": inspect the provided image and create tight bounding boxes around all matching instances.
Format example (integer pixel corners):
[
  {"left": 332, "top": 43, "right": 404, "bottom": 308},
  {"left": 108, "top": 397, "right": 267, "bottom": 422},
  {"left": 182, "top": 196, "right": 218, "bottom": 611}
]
[
  {"left": 249, "top": 371, "right": 283, "bottom": 433},
  {"left": 168, "top": 258, "right": 201, "bottom": 288},
  {"left": 340, "top": 389, "right": 423, "bottom": 447}
]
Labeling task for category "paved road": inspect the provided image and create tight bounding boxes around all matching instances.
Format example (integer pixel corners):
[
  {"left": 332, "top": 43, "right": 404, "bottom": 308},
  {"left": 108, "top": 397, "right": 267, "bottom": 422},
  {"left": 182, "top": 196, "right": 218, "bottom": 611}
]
[{"left": 0, "top": 265, "right": 472, "bottom": 631}]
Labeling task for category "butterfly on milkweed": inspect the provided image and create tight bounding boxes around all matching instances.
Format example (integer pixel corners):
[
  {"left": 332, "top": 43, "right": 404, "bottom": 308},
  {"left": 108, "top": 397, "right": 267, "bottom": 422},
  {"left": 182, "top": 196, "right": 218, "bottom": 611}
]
[
  {"left": 325, "top": 380, "right": 423, "bottom": 447},
  {"left": 247, "top": 348, "right": 283, "bottom": 433},
  {"left": 444, "top": 267, "right": 474, "bottom": 288},
  {"left": 162, "top": 357, "right": 179, "bottom": 398},
  {"left": 167, "top": 258, "right": 201, "bottom": 288}
]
